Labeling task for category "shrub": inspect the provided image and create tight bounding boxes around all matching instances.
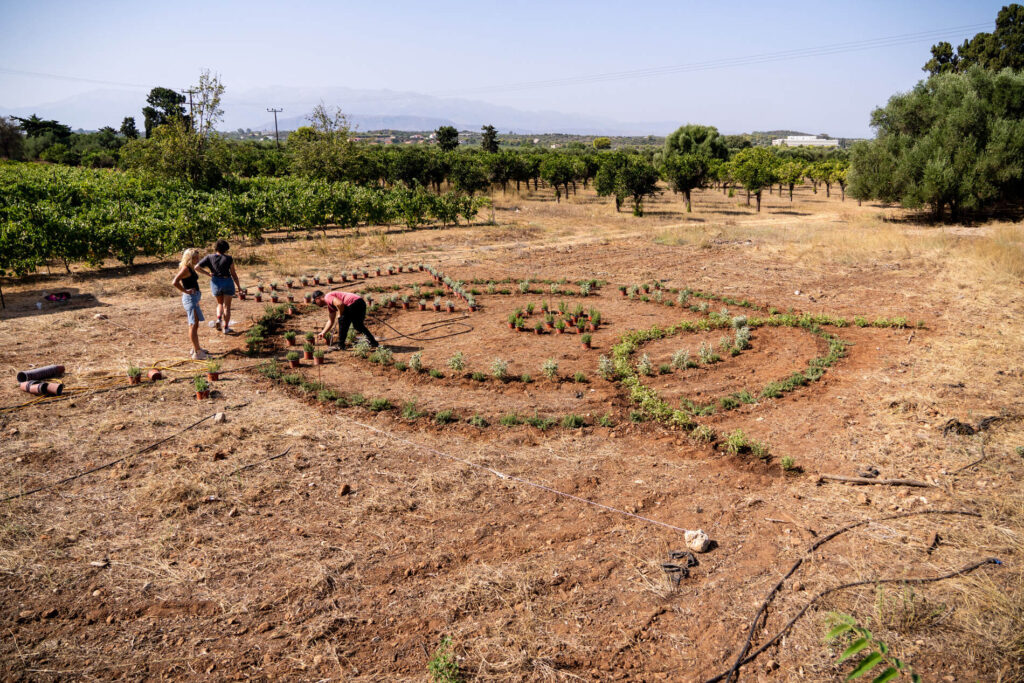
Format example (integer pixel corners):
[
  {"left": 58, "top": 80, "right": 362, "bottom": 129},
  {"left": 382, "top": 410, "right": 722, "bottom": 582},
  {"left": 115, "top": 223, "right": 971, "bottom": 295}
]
[
  {"left": 671, "top": 349, "right": 689, "bottom": 369},
  {"left": 402, "top": 400, "right": 425, "bottom": 419},
  {"left": 726, "top": 429, "right": 749, "bottom": 454},
  {"left": 394, "top": 361, "right": 407, "bottom": 371},
  {"left": 429, "top": 368, "right": 444, "bottom": 379},
  {"left": 317, "top": 388, "right": 339, "bottom": 403},
  {"left": 471, "top": 371, "right": 486, "bottom": 382},
  {"left": 284, "top": 330, "right": 297, "bottom": 342},
  {"left": 427, "top": 636, "right": 463, "bottom": 683},
  {"left": 690, "top": 424, "right": 715, "bottom": 443},
  {"left": 597, "top": 413, "right": 614, "bottom": 427},
  {"left": 658, "top": 364, "right": 672, "bottom": 375},
  {"left": 636, "top": 353, "right": 653, "bottom": 376},
  {"left": 597, "top": 355, "right": 616, "bottom": 380},
  {"left": 526, "top": 415, "right": 556, "bottom": 431},
  {"left": 193, "top": 375, "right": 209, "bottom": 392},
  {"left": 282, "top": 373, "right": 302, "bottom": 385},
  {"left": 573, "top": 371, "right": 587, "bottom": 383},
  {"left": 313, "top": 348, "right": 325, "bottom": 360},
  {"left": 698, "top": 341, "right": 719, "bottom": 364},
  {"left": 353, "top": 338, "right": 372, "bottom": 358},
  {"left": 499, "top": 413, "right": 522, "bottom": 426},
  {"left": 348, "top": 393, "right": 366, "bottom": 406},
  {"left": 409, "top": 351, "right": 423, "bottom": 372},
  {"left": 541, "top": 358, "right": 558, "bottom": 380},
  {"left": 780, "top": 456, "right": 795, "bottom": 471},
  {"left": 629, "top": 410, "right": 646, "bottom": 423},
  {"left": 518, "top": 280, "right": 530, "bottom": 293},
  {"left": 468, "top": 414, "right": 488, "bottom": 428},
  {"left": 561, "top": 414, "right": 585, "bottom": 429},
  {"left": 370, "top": 346, "right": 393, "bottom": 365},
  {"left": 286, "top": 350, "right": 300, "bottom": 362},
  {"left": 127, "top": 364, "right": 142, "bottom": 378},
  {"left": 447, "top": 351, "right": 465, "bottom": 372},
  {"left": 434, "top": 409, "right": 456, "bottom": 425},
  {"left": 490, "top": 358, "right": 508, "bottom": 380}
]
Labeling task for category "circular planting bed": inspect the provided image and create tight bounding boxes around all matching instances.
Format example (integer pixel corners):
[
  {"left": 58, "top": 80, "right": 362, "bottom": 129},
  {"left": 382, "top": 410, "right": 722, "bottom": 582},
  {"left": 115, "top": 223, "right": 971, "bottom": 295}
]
[{"left": 251, "top": 267, "right": 916, "bottom": 447}]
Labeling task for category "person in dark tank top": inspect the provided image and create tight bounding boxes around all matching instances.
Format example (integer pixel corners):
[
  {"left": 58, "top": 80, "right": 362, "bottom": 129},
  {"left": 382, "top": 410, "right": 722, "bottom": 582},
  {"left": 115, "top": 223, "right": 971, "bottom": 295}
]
[{"left": 196, "top": 239, "right": 241, "bottom": 334}]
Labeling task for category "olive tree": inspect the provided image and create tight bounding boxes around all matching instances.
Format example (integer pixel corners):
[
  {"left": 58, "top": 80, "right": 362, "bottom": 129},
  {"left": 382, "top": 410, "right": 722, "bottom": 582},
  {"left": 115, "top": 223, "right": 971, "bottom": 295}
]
[{"left": 731, "top": 147, "right": 778, "bottom": 212}]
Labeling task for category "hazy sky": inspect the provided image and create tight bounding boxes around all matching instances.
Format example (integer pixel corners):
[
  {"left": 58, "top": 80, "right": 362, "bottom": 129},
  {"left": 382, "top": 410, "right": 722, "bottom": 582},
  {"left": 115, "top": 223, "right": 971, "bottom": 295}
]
[{"left": 0, "top": 0, "right": 1009, "bottom": 136}]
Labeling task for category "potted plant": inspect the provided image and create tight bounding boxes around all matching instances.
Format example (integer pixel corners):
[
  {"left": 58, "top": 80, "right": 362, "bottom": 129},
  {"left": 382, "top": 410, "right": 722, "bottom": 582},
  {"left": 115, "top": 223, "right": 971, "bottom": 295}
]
[
  {"left": 544, "top": 313, "right": 555, "bottom": 329},
  {"left": 254, "top": 292, "right": 263, "bottom": 302},
  {"left": 419, "top": 298, "right": 427, "bottom": 311},
  {"left": 257, "top": 283, "right": 265, "bottom": 293},
  {"left": 576, "top": 320, "right": 587, "bottom": 335},
  {"left": 330, "top": 273, "right": 338, "bottom": 283},
  {"left": 555, "top": 319, "right": 567, "bottom": 334},
  {"left": 375, "top": 267, "right": 382, "bottom": 276},
  {"left": 540, "top": 300, "right": 549, "bottom": 313},
  {"left": 148, "top": 369, "right": 163, "bottom": 381},
  {"left": 418, "top": 264, "right": 425, "bottom": 272},
  {"left": 618, "top": 285, "right": 627, "bottom": 297},
  {"left": 362, "top": 269, "right": 369, "bottom": 279},
  {"left": 432, "top": 296, "right": 442, "bottom": 312},
  {"left": 303, "top": 342, "right": 314, "bottom": 361},
  {"left": 507, "top": 314, "right": 517, "bottom": 329},
  {"left": 270, "top": 281, "right": 279, "bottom": 292},
  {"left": 194, "top": 375, "right": 211, "bottom": 400},
  {"left": 467, "top": 295, "right": 477, "bottom": 312},
  {"left": 581, "top": 333, "right": 592, "bottom": 350},
  {"left": 285, "top": 293, "right": 294, "bottom": 303},
  {"left": 206, "top": 360, "right": 221, "bottom": 381},
  {"left": 304, "top": 331, "right": 315, "bottom": 345},
  {"left": 286, "top": 350, "right": 301, "bottom": 368},
  {"left": 304, "top": 293, "right": 313, "bottom": 303},
  {"left": 401, "top": 295, "right": 410, "bottom": 310},
  {"left": 238, "top": 289, "right": 247, "bottom": 301},
  {"left": 286, "top": 279, "right": 294, "bottom": 289},
  {"left": 642, "top": 283, "right": 651, "bottom": 293},
  {"left": 534, "top": 321, "right": 544, "bottom": 335},
  {"left": 591, "top": 311, "right": 602, "bottom": 330},
  {"left": 127, "top": 364, "right": 142, "bottom": 385},
  {"left": 270, "top": 293, "right": 279, "bottom": 303},
  {"left": 313, "top": 348, "right": 325, "bottom": 365},
  {"left": 313, "top": 275, "right": 321, "bottom": 285},
  {"left": 525, "top": 303, "right": 535, "bottom": 317},
  {"left": 284, "top": 331, "right": 297, "bottom": 346},
  {"left": 300, "top": 276, "right": 309, "bottom": 286},
  {"left": 445, "top": 299, "right": 455, "bottom": 313},
  {"left": 515, "top": 318, "right": 526, "bottom": 332}
]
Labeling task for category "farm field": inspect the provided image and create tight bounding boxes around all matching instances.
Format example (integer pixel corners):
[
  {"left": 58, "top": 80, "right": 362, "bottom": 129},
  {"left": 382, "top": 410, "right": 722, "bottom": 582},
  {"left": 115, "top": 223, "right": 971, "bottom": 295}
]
[{"left": 1, "top": 182, "right": 1023, "bottom": 681}]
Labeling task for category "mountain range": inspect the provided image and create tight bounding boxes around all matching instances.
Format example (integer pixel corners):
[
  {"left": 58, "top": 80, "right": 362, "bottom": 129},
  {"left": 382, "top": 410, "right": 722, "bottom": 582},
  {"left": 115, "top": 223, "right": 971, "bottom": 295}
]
[{"left": 1, "top": 85, "right": 681, "bottom": 136}]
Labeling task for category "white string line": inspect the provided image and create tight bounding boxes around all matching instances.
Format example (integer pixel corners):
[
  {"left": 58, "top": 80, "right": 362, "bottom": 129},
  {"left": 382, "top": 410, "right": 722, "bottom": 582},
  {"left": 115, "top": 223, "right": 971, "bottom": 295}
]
[{"left": 345, "top": 417, "right": 693, "bottom": 536}]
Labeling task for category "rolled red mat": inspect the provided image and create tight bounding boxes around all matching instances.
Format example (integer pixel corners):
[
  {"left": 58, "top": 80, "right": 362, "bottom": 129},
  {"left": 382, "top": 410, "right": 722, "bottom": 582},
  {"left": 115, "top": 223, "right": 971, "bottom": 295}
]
[
  {"left": 16, "top": 365, "right": 65, "bottom": 383},
  {"left": 20, "top": 381, "right": 64, "bottom": 396}
]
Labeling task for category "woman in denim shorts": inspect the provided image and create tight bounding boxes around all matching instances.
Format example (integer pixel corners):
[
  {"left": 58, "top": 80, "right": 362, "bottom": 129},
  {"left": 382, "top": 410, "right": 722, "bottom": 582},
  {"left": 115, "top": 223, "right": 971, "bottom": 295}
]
[
  {"left": 171, "top": 248, "right": 208, "bottom": 360},
  {"left": 197, "top": 239, "right": 241, "bottom": 334}
]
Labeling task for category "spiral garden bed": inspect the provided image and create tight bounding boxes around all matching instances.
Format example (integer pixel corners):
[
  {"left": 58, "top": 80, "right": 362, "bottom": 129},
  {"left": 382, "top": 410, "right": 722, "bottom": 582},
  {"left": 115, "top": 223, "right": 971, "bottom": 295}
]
[{"left": 249, "top": 266, "right": 915, "bottom": 453}]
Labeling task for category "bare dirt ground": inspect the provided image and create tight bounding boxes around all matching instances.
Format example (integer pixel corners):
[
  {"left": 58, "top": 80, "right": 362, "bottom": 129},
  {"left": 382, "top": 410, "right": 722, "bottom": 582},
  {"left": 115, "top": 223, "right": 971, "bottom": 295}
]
[{"left": 1, "top": 183, "right": 1023, "bottom": 682}]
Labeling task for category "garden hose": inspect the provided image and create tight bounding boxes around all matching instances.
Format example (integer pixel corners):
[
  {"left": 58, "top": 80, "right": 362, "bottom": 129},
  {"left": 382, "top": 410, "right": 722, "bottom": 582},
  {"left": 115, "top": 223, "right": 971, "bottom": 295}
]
[{"left": 366, "top": 314, "right": 473, "bottom": 343}]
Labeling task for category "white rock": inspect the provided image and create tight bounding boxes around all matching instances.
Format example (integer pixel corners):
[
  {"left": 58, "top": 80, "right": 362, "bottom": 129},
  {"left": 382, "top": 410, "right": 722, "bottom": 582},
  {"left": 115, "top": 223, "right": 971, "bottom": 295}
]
[
  {"left": 213, "top": 412, "right": 227, "bottom": 424},
  {"left": 685, "top": 529, "right": 711, "bottom": 553}
]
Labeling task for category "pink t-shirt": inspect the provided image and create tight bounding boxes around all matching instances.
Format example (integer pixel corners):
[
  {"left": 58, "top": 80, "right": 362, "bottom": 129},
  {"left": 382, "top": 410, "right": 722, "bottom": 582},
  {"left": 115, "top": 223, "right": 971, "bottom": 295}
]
[{"left": 325, "top": 291, "right": 361, "bottom": 311}]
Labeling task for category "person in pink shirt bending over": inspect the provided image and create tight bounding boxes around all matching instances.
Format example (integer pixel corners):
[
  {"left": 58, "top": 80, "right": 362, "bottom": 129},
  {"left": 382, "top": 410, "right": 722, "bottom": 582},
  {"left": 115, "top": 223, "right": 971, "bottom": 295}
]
[{"left": 312, "top": 290, "right": 379, "bottom": 350}]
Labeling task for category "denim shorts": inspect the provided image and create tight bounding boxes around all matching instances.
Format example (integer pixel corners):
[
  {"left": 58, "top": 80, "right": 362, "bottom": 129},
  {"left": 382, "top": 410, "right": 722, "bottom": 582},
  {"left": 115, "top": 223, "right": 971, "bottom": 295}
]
[
  {"left": 182, "top": 291, "right": 205, "bottom": 325},
  {"left": 211, "top": 276, "right": 235, "bottom": 297}
]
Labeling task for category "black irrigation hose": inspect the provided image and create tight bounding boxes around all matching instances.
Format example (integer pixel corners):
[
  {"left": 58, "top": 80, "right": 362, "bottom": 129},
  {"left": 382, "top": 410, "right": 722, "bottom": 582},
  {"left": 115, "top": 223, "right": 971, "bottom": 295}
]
[
  {"left": 712, "top": 509, "right": 983, "bottom": 683},
  {"left": 0, "top": 403, "right": 249, "bottom": 503},
  {"left": 367, "top": 314, "right": 473, "bottom": 343},
  {"left": 703, "top": 557, "right": 1002, "bottom": 683}
]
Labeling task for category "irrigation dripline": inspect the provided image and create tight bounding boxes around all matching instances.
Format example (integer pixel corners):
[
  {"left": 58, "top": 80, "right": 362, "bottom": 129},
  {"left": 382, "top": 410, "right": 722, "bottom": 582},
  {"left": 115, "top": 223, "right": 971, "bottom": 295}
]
[{"left": 344, "top": 417, "right": 696, "bottom": 536}]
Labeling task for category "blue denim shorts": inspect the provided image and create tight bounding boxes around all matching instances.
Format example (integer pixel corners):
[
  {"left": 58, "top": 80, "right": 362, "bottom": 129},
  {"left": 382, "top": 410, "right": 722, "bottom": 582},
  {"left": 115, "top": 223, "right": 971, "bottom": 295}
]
[
  {"left": 182, "top": 291, "right": 205, "bottom": 325},
  {"left": 211, "top": 276, "right": 235, "bottom": 297}
]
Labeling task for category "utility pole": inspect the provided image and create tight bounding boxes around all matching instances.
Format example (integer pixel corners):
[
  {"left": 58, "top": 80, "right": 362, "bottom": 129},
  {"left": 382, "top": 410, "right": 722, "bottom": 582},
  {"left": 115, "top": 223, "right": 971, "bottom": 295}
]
[
  {"left": 182, "top": 88, "right": 198, "bottom": 130},
  {"left": 267, "top": 107, "right": 283, "bottom": 148}
]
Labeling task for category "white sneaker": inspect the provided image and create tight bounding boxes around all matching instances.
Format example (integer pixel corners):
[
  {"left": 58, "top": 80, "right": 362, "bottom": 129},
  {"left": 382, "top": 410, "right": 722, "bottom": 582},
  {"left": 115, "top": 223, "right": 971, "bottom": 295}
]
[
  {"left": 190, "top": 349, "right": 209, "bottom": 360},
  {"left": 223, "top": 327, "right": 235, "bottom": 335}
]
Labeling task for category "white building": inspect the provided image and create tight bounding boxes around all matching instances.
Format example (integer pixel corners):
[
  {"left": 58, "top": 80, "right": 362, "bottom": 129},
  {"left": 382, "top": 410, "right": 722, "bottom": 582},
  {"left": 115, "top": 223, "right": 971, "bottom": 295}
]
[{"left": 772, "top": 135, "right": 839, "bottom": 148}]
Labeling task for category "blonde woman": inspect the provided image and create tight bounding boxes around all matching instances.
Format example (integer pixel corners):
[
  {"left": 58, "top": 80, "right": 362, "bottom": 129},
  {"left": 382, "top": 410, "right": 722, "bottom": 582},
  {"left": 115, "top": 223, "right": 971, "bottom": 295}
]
[{"left": 171, "top": 248, "right": 208, "bottom": 360}]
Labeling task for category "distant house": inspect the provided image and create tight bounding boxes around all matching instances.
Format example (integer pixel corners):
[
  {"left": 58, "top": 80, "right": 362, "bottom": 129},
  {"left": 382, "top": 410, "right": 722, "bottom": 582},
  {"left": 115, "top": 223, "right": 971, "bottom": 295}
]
[{"left": 772, "top": 135, "right": 838, "bottom": 148}]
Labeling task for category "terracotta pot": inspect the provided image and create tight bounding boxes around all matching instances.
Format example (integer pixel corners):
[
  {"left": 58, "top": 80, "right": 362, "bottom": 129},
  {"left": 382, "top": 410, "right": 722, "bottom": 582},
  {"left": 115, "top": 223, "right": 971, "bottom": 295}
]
[
  {"left": 375, "top": 269, "right": 382, "bottom": 276},
  {"left": 271, "top": 295, "right": 279, "bottom": 303},
  {"left": 286, "top": 282, "right": 293, "bottom": 289},
  {"left": 303, "top": 350, "right": 313, "bottom": 360},
  {"left": 418, "top": 265, "right": 424, "bottom": 271},
  {"left": 304, "top": 294, "right": 312, "bottom": 303},
  {"left": 433, "top": 304, "right": 441, "bottom": 311},
  {"left": 331, "top": 276, "right": 338, "bottom": 283},
  {"left": 582, "top": 341, "right": 591, "bottom": 349},
  {"left": 238, "top": 291, "right": 247, "bottom": 300},
  {"left": 258, "top": 285, "right": 265, "bottom": 292},
  {"left": 314, "top": 357, "right": 324, "bottom": 366},
  {"left": 545, "top": 322, "right": 553, "bottom": 329},
  {"left": 507, "top": 322, "right": 515, "bottom": 329},
  {"left": 313, "top": 278, "right": 321, "bottom": 285},
  {"left": 288, "top": 306, "right": 298, "bottom": 315},
  {"left": 128, "top": 375, "right": 141, "bottom": 385},
  {"left": 469, "top": 305, "right": 477, "bottom": 312},
  {"left": 534, "top": 328, "right": 543, "bottom": 335},
  {"left": 301, "top": 278, "right": 308, "bottom": 286},
  {"left": 287, "top": 294, "right": 294, "bottom": 302},
  {"left": 289, "top": 359, "right": 300, "bottom": 369},
  {"left": 419, "top": 304, "right": 426, "bottom": 311},
  {"left": 620, "top": 290, "right": 627, "bottom": 297},
  {"left": 557, "top": 328, "right": 565, "bottom": 334},
  {"left": 642, "top": 285, "right": 650, "bottom": 293},
  {"left": 402, "top": 302, "right": 410, "bottom": 310},
  {"left": 255, "top": 294, "right": 262, "bottom": 302},
  {"left": 196, "top": 390, "right": 210, "bottom": 400},
  {"left": 148, "top": 370, "right": 163, "bottom": 381},
  {"left": 446, "top": 305, "right": 455, "bottom": 312},
  {"left": 207, "top": 372, "right": 219, "bottom": 382},
  {"left": 287, "top": 337, "right": 297, "bottom": 346}
]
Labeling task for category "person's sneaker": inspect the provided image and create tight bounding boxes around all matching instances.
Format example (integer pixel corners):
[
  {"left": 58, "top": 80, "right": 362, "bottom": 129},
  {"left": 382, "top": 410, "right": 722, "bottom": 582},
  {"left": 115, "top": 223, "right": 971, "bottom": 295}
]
[
  {"left": 328, "top": 344, "right": 343, "bottom": 352},
  {"left": 191, "top": 349, "right": 209, "bottom": 360},
  {"left": 223, "top": 327, "right": 235, "bottom": 335}
]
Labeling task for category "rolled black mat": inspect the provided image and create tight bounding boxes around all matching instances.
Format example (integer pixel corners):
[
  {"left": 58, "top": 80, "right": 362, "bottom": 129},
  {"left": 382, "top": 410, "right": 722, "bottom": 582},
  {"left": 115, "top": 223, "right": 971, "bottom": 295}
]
[{"left": 16, "top": 365, "right": 65, "bottom": 383}]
